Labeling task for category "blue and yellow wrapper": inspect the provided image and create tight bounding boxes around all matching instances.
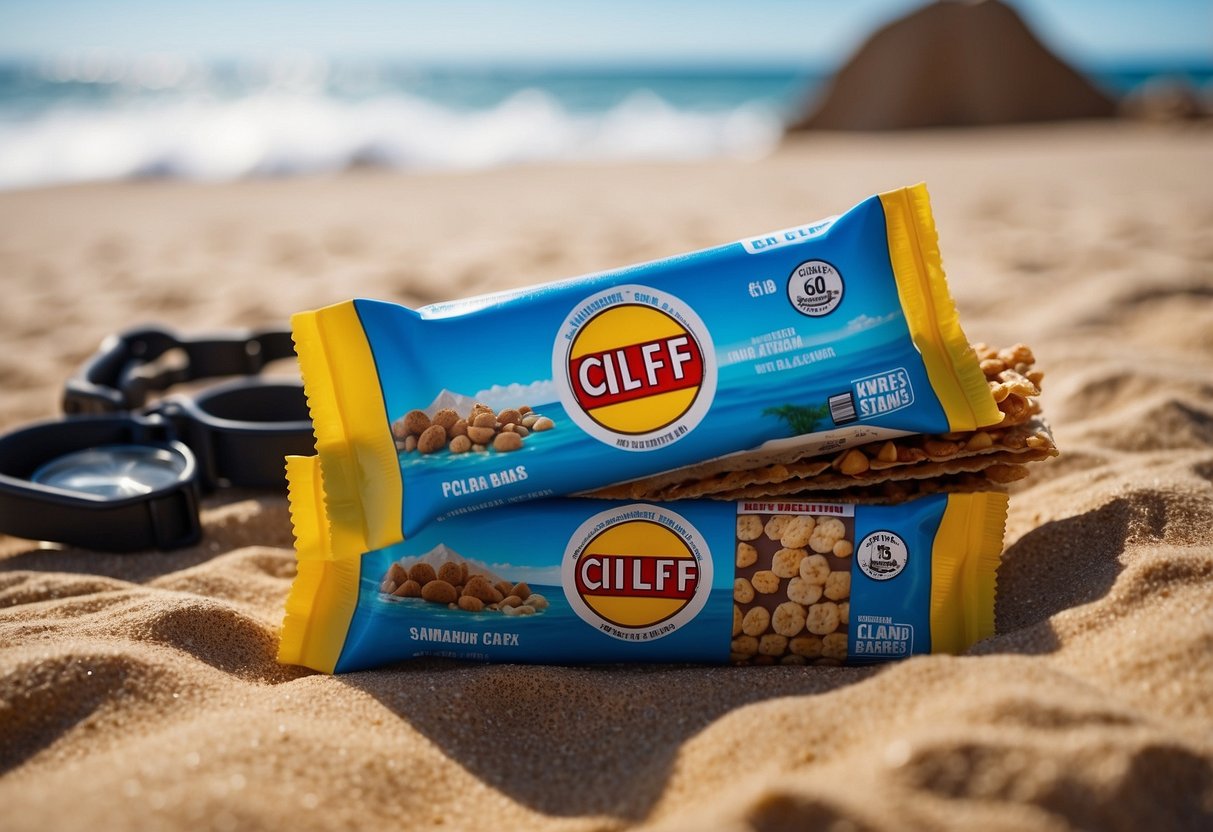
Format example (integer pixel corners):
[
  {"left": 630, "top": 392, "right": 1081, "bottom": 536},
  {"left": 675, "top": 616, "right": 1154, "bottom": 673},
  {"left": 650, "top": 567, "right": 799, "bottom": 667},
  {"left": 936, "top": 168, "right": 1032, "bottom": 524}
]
[
  {"left": 292, "top": 183, "right": 1000, "bottom": 551},
  {"left": 280, "top": 456, "right": 1007, "bottom": 674}
]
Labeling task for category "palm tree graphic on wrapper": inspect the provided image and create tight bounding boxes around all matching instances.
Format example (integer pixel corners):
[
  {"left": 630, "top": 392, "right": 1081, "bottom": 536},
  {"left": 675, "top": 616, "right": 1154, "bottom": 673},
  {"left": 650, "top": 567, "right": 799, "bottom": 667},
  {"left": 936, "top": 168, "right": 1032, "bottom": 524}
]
[{"left": 763, "top": 402, "right": 832, "bottom": 435}]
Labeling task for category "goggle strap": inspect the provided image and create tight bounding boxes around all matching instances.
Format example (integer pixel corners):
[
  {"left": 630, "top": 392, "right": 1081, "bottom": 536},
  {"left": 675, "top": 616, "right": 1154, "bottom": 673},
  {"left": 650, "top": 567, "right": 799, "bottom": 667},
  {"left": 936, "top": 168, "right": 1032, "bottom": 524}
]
[{"left": 63, "top": 327, "right": 296, "bottom": 415}]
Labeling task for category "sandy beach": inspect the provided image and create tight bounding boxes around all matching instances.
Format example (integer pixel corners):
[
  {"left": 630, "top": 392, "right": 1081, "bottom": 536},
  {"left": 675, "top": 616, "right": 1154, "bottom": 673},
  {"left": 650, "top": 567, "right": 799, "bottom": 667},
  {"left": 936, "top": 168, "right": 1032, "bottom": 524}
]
[{"left": 2, "top": 122, "right": 1212, "bottom": 830}]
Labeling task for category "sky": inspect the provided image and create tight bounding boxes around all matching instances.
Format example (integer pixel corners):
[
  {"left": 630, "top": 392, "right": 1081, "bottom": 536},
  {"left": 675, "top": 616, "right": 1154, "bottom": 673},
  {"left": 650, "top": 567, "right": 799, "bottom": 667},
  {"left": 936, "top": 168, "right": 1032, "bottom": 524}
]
[{"left": 0, "top": 0, "right": 1209, "bottom": 67}]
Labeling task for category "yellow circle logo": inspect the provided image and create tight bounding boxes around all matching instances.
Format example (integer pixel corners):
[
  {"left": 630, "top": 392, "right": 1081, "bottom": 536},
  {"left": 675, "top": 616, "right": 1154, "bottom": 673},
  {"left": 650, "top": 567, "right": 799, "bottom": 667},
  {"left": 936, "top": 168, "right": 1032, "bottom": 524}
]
[
  {"left": 556, "top": 286, "right": 716, "bottom": 450},
  {"left": 562, "top": 504, "right": 713, "bottom": 641}
]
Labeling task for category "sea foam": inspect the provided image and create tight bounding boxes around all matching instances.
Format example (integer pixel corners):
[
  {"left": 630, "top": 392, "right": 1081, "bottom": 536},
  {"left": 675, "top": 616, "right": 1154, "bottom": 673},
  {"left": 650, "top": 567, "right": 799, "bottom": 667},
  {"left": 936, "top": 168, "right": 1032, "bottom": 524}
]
[{"left": 0, "top": 88, "right": 783, "bottom": 189}]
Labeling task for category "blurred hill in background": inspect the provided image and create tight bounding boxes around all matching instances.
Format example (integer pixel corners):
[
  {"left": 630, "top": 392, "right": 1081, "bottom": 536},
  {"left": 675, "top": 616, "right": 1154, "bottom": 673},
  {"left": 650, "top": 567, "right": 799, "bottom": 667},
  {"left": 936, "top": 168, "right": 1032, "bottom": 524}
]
[{"left": 793, "top": 0, "right": 1117, "bottom": 130}]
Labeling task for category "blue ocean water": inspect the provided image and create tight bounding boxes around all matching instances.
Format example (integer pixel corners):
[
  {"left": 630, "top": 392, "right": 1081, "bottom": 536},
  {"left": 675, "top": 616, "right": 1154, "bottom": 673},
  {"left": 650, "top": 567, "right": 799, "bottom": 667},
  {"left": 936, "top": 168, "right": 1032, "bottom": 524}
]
[
  {"left": 0, "top": 60, "right": 801, "bottom": 189},
  {"left": 1087, "top": 63, "right": 1213, "bottom": 98},
  {"left": 0, "top": 58, "right": 1208, "bottom": 190}
]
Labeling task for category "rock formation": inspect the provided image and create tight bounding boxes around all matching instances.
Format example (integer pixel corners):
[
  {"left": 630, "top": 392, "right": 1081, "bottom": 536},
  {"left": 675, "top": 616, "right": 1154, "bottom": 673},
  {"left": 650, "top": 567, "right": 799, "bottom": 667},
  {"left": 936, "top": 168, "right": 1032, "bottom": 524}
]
[{"left": 794, "top": 0, "right": 1116, "bottom": 130}]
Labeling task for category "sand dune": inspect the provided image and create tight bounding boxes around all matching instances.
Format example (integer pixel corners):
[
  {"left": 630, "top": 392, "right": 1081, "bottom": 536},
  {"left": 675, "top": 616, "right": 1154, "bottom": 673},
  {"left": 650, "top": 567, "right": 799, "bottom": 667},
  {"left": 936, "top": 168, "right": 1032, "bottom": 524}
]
[{"left": 2, "top": 123, "right": 1212, "bottom": 830}]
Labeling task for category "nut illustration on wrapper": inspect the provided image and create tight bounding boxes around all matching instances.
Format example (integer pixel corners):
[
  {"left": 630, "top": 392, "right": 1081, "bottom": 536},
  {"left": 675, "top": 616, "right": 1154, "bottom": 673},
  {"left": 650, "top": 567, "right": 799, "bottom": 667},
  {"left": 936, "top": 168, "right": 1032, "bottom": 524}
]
[
  {"left": 732, "top": 510, "right": 853, "bottom": 665},
  {"left": 380, "top": 558, "right": 549, "bottom": 616},
  {"left": 392, "top": 403, "right": 555, "bottom": 456}
]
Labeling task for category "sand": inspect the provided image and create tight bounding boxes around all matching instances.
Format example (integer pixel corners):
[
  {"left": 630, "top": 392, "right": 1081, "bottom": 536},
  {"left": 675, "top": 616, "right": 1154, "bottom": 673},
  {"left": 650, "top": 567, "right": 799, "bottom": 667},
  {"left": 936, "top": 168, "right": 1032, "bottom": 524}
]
[{"left": 2, "top": 122, "right": 1212, "bottom": 830}]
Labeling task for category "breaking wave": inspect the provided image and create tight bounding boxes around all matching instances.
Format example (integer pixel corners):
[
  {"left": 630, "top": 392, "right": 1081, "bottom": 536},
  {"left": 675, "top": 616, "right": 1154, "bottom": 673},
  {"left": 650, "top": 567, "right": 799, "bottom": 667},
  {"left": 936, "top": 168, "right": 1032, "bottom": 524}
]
[{"left": 0, "top": 87, "right": 784, "bottom": 190}]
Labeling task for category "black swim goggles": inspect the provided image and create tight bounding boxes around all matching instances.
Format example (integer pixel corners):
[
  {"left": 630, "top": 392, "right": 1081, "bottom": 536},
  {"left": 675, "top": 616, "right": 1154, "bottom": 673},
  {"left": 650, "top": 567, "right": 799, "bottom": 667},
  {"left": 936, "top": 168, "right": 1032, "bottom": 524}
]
[{"left": 0, "top": 326, "right": 314, "bottom": 552}]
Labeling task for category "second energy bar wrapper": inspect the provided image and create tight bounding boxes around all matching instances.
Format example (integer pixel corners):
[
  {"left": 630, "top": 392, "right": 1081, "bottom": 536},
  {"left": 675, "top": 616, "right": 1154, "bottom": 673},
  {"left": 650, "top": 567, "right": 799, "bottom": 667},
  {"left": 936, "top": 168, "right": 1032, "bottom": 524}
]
[
  {"left": 292, "top": 183, "right": 1000, "bottom": 551},
  {"left": 280, "top": 456, "right": 1007, "bottom": 674}
]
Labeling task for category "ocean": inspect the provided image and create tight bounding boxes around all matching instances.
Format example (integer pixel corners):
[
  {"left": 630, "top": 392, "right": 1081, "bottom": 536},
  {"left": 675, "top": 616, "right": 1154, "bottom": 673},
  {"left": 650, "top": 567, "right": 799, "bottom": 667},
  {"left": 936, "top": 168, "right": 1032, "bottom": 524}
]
[{"left": 0, "top": 58, "right": 1208, "bottom": 190}]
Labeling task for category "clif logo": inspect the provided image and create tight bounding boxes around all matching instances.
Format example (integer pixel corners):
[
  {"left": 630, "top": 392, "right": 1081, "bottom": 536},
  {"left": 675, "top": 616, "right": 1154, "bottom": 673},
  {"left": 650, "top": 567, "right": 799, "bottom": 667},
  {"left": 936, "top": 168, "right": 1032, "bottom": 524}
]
[
  {"left": 569, "top": 333, "right": 702, "bottom": 414},
  {"left": 576, "top": 549, "right": 700, "bottom": 603},
  {"left": 555, "top": 285, "right": 716, "bottom": 450},
  {"left": 562, "top": 505, "right": 713, "bottom": 641}
]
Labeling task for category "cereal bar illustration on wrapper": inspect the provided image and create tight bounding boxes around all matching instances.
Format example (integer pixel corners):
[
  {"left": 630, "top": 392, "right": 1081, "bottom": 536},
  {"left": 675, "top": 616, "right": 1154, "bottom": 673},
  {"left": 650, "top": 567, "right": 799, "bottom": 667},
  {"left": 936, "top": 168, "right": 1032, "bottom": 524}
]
[
  {"left": 291, "top": 184, "right": 1003, "bottom": 551},
  {"left": 279, "top": 456, "right": 1007, "bottom": 673}
]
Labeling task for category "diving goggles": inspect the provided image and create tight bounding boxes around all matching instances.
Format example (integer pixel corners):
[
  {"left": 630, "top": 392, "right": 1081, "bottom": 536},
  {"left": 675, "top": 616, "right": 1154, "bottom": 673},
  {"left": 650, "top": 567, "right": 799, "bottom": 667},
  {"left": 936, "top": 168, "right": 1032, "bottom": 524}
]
[{"left": 0, "top": 327, "right": 314, "bottom": 552}]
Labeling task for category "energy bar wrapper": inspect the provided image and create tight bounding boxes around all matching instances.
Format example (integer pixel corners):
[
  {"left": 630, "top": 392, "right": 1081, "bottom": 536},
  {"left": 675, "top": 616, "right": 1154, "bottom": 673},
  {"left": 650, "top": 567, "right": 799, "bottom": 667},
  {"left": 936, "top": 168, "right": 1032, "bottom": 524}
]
[
  {"left": 280, "top": 456, "right": 1007, "bottom": 673},
  {"left": 292, "top": 183, "right": 1000, "bottom": 551}
]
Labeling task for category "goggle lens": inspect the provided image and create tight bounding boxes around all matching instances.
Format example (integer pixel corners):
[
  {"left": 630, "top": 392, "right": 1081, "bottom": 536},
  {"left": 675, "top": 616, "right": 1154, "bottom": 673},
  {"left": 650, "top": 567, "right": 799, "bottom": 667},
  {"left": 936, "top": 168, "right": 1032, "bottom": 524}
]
[{"left": 32, "top": 445, "right": 189, "bottom": 499}]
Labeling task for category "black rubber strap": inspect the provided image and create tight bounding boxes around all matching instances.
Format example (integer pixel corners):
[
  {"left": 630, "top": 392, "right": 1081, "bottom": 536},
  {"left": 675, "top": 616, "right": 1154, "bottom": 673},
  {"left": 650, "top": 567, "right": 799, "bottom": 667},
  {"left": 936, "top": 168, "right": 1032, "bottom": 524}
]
[
  {"left": 62, "top": 327, "right": 296, "bottom": 415},
  {"left": 149, "top": 380, "right": 315, "bottom": 490}
]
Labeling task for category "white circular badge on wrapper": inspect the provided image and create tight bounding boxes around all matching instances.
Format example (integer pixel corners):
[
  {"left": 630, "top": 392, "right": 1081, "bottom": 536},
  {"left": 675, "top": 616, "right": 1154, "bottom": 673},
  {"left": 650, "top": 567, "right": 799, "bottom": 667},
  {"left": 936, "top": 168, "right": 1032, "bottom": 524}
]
[
  {"left": 554, "top": 285, "right": 717, "bottom": 451},
  {"left": 787, "top": 260, "right": 844, "bottom": 317},
  {"left": 561, "top": 503, "right": 713, "bottom": 641},
  {"left": 857, "top": 530, "right": 908, "bottom": 581}
]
